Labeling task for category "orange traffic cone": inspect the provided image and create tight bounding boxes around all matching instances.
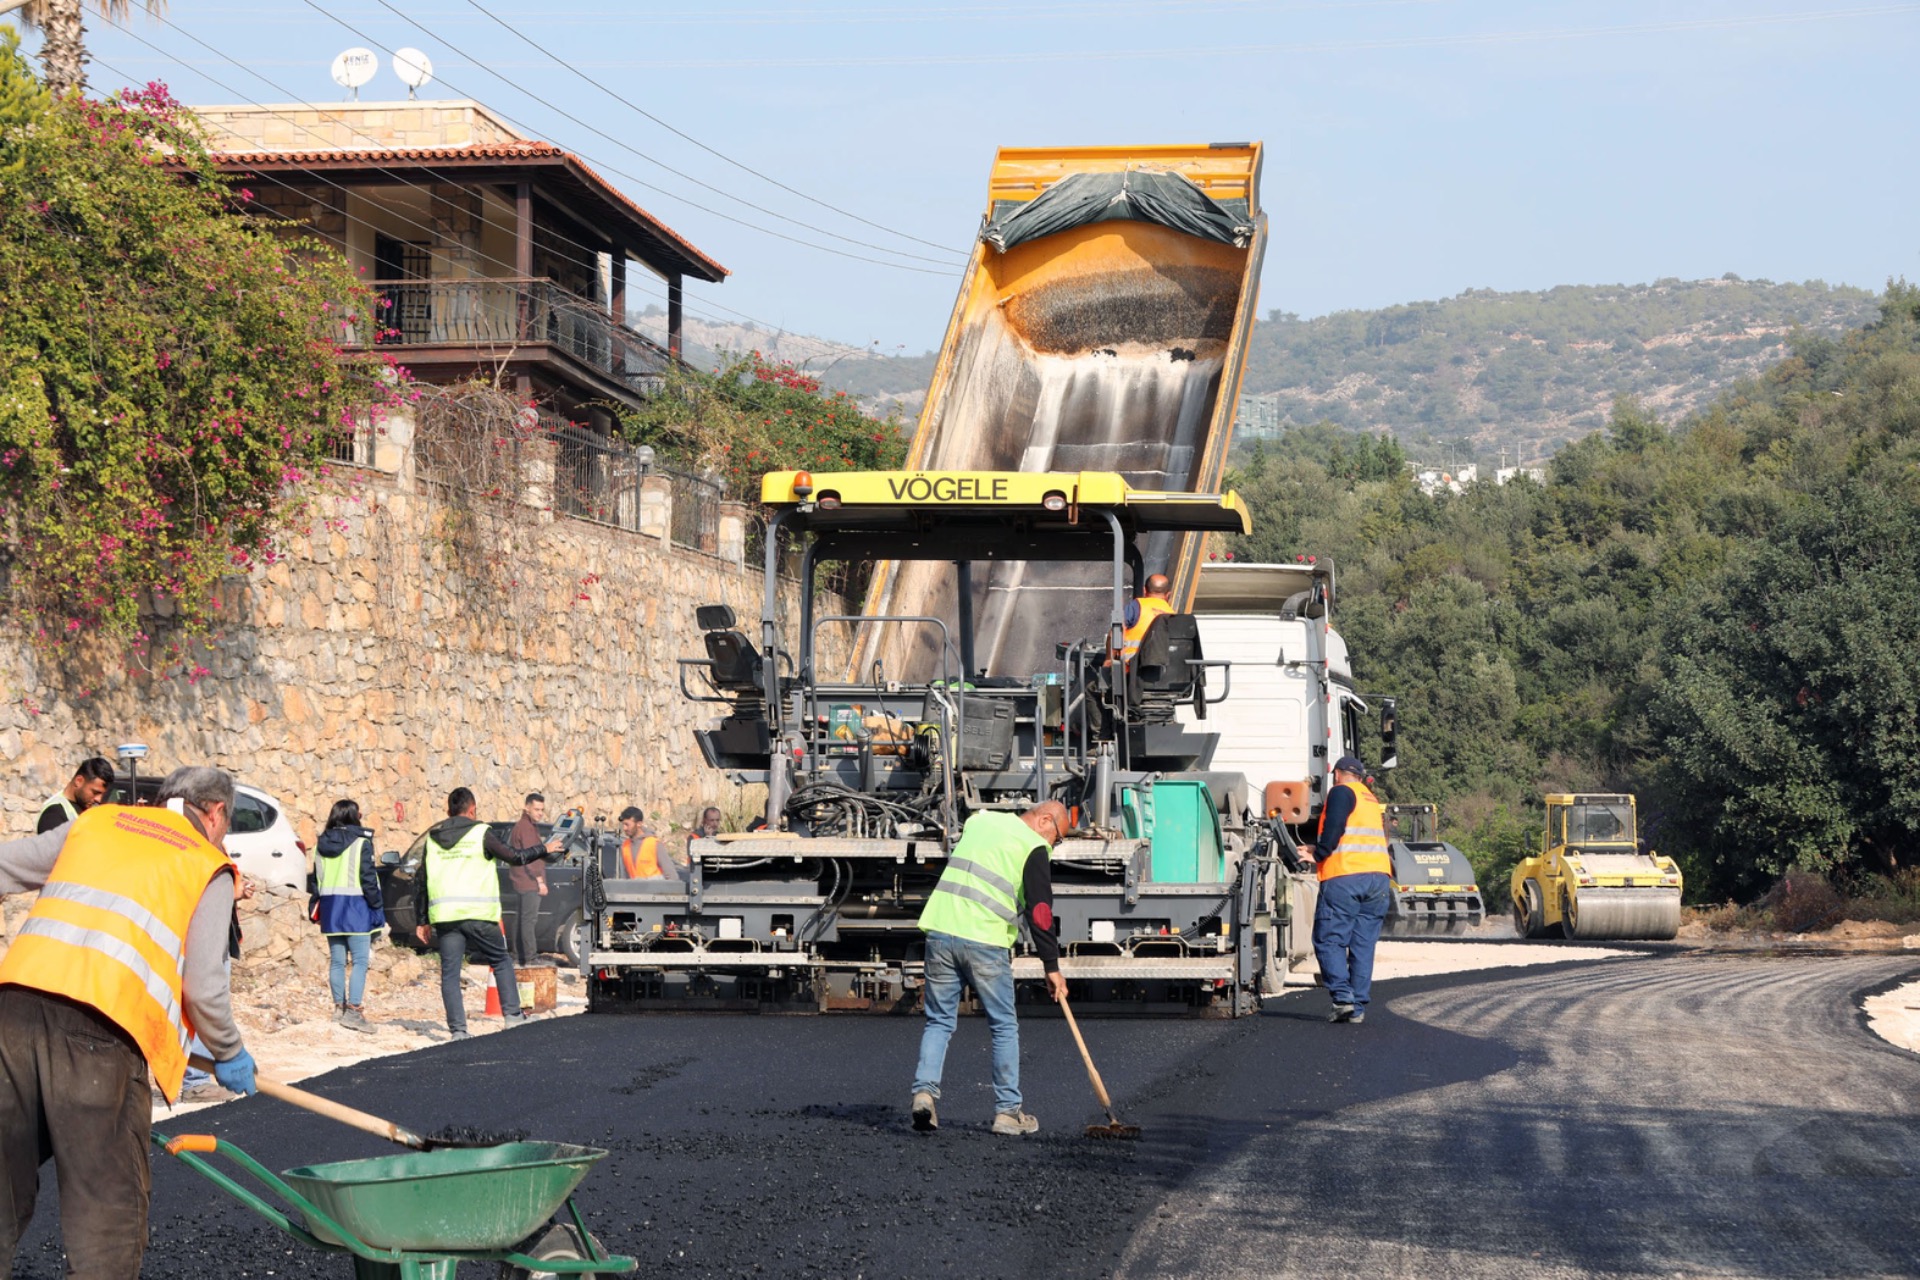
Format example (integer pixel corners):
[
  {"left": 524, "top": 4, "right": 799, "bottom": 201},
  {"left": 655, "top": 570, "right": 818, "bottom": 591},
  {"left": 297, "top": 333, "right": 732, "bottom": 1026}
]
[{"left": 483, "top": 971, "right": 502, "bottom": 1017}]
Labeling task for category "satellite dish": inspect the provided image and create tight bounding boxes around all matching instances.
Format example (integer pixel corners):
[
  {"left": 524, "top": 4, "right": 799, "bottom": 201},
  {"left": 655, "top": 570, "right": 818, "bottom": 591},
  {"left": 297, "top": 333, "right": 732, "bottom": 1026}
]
[
  {"left": 393, "top": 47, "right": 434, "bottom": 99},
  {"left": 330, "top": 47, "right": 378, "bottom": 100}
]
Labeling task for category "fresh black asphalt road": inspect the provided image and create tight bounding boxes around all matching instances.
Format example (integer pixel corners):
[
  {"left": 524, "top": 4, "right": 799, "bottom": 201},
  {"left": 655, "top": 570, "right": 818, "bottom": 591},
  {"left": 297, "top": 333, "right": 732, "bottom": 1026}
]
[{"left": 13, "top": 948, "right": 1920, "bottom": 1278}]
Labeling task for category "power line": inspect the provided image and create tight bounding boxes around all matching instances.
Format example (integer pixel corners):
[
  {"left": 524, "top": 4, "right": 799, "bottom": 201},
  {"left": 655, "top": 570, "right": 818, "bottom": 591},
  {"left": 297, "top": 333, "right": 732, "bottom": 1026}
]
[
  {"left": 294, "top": 0, "right": 964, "bottom": 272},
  {"left": 104, "top": 21, "right": 916, "bottom": 352},
  {"left": 388, "top": 2, "right": 1920, "bottom": 68},
  {"left": 457, "top": 0, "right": 963, "bottom": 257},
  {"left": 161, "top": 0, "right": 1441, "bottom": 27},
  {"left": 88, "top": 52, "right": 885, "bottom": 378}
]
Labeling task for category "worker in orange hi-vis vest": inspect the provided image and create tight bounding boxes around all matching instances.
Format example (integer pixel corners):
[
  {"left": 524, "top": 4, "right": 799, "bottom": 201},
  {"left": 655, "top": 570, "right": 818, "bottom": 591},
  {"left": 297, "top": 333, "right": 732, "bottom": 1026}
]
[
  {"left": 1115, "top": 572, "right": 1176, "bottom": 666},
  {"left": 616, "top": 806, "right": 670, "bottom": 879},
  {"left": 0, "top": 766, "right": 257, "bottom": 1278},
  {"left": 1311, "top": 756, "right": 1393, "bottom": 1025}
]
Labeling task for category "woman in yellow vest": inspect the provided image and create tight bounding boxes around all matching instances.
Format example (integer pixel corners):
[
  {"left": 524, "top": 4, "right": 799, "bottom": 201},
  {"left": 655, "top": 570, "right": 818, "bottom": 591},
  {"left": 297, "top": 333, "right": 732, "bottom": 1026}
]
[
  {"left": 312, "top": 798, "right": 385, "bottom": 1032},
  {"left": 0, "top": 766, "right": 255, "bottom": 1278},
  {"left": 1310, "top": 756, "right": 1393, "bottom": 1025}
]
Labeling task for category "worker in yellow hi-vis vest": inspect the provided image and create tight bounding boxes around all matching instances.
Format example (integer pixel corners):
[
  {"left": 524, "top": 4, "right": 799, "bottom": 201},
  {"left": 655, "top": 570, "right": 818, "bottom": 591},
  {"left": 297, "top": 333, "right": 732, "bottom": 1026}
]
[
  {"left": 1311, "top": 756, "right": 1392, "bottom": 1025},
  {"left": 0, "top": 766, "right": 256, "bottom": 1278}
]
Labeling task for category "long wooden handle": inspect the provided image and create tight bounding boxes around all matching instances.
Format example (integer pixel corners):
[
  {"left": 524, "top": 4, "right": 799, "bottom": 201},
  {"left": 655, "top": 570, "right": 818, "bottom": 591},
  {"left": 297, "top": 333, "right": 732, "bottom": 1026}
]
[
  {"left": 188, "top": 1054, "right": 428, "bottom": 1150},
  {"left": 1058, "top": 997, "right": 1115, "bottom": 1116}
]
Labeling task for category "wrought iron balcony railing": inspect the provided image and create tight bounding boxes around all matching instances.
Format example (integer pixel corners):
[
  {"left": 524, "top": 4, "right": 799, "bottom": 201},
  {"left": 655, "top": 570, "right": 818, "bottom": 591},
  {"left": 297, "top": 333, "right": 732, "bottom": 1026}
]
[{"left": 353, "top": 277, "right": 672, "bottom": 393}]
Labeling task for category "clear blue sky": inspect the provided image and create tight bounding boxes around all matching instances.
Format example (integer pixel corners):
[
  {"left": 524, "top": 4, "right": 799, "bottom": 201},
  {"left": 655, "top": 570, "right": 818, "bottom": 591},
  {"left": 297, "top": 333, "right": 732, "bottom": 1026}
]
[{"left": 12, "top": 1, "right": 1919, "bottom": 353}]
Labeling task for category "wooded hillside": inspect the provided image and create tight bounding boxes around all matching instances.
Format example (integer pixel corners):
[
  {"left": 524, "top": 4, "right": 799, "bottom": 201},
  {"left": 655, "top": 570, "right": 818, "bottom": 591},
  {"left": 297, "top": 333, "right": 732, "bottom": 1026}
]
[
  {"left": 1227, "top": 286, "right": 1920, "bottom": 903},
  {"left": 812, "top": 278, "right": 1879, "bottom": 454}
]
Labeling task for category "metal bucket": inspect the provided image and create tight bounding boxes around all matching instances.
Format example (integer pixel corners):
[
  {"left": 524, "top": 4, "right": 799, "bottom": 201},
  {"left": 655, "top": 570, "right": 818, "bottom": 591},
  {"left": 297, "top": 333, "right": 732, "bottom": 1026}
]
[{"left": 280, "top": 1142, "right": 606, "bottom": 1252}]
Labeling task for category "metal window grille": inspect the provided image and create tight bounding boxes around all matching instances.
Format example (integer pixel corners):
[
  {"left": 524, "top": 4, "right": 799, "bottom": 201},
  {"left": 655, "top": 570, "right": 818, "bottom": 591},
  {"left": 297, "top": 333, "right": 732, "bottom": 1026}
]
[
  {"left": 664, "top": 466, "right": 723, "bottom": 551},
  {"left": 551, "top": 421, "right": 647, "bottom": 531}
]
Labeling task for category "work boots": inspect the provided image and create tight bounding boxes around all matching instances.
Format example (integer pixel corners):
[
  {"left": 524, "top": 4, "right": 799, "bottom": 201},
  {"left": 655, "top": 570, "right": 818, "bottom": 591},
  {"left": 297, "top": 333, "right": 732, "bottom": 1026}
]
[
  {"left": 337, "top": 1004, "right": 374, "bottom": 1034},
  {"left": 991, "top": 1110, "right": 1039, "bottom": 1137},
  {"left": 911, "top": 1092, "right": 938, "bottom": 1131}
]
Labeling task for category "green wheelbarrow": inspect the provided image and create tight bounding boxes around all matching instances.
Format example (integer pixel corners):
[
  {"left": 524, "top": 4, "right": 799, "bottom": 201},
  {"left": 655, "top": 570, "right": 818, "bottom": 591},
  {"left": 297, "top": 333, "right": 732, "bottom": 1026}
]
[{"left": 152, "top": 1131, "right": 638, "bottom": 1279}]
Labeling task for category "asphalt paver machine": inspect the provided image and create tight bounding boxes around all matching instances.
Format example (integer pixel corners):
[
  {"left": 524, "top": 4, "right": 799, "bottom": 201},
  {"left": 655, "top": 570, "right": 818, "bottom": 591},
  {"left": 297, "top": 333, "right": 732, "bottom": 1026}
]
[{"left": 585, "top": 469, "right": 1313, "bottom": 1015}]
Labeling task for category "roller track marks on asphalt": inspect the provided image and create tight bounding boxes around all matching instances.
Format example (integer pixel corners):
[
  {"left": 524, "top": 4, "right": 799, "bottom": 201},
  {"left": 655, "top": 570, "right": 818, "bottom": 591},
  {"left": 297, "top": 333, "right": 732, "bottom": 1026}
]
[{"left": 1117, "top": 953, "right": 1920, "bottom": 1279}]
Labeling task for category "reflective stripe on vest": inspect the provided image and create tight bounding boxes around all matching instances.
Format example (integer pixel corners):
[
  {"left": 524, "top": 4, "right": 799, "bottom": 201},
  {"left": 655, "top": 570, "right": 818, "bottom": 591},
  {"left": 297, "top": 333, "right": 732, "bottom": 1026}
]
[
  {"left": 917, "top": 812, "right": 1035, "bottom": 949},
  {"left": 38, "top": 792, "right": 77, "bottom": 828},
  {"left": 1120, "top": 595, "right": 1175, "bottom": 662},
  {"left": 621, "top": 836, "right": 661, "bottom": 879},
  {"left": 1317, "top": 781, "right": 1391, "bottom": 880},
  {"left": 317, "top": 836, "right": 368, "bottom": 897},
  {"left": 0, "top": 804, "right": 233, "bottom": 1103},
  {"left": 425, "top": 823, "right": 499, "bottom": 924}
]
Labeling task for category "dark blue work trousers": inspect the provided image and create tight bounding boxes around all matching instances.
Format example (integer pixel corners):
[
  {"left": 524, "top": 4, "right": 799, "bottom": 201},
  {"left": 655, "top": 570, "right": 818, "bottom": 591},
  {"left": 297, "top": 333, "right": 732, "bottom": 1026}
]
[{"left": 1312, "top": 871, "right": 1392, "bottom": 1010}]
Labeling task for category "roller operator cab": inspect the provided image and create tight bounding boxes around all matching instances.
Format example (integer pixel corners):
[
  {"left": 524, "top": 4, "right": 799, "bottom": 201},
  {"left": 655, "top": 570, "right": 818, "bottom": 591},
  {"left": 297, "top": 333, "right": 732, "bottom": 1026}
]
[
  {"left": 1510, "top": 794, "right": 1682, "bottom": 941},
  {"left": 587, "top": 468, "right": 1310, "bottom": 1016}
]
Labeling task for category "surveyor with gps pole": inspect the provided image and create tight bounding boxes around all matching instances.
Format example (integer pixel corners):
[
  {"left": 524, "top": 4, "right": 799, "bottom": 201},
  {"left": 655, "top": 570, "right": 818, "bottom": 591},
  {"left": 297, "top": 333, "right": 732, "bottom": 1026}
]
[
  {"left": 910, "top": 800, "right": 1070, "bottom": 1136},
  {"left": 0, "top": 765, "right": 256, "bottom": 1278}
]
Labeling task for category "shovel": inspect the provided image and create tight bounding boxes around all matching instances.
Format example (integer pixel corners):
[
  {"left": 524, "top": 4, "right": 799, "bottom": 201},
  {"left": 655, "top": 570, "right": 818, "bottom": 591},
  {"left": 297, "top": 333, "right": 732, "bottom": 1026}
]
[
  {"left": 186, "top": 1054, "right": 519, "bottom": 1151},
  {"left": 1057, "top": 997, "right": 1141, "bottom": 1140}
]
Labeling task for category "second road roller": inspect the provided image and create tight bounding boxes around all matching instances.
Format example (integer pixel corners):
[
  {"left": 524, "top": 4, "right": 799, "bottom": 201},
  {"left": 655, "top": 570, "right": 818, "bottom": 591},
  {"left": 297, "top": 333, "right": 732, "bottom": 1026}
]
[{"left": 1510, "top": 793, "right": 1682, "bottom": 941}]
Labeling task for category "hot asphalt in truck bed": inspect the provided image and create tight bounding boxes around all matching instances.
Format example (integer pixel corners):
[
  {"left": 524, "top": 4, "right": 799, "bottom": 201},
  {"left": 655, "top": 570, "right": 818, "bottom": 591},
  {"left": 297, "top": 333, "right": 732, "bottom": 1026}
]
[{"left": 13, "top": 949, "right": 1920, "bottom": 1278}]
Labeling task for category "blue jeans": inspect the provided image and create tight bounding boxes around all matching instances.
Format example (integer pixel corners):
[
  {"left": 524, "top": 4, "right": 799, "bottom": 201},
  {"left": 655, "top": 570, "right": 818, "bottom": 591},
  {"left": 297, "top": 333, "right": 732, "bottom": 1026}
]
[
  {"left": 328, "top": 932, "right": 372, "bottom": 1006},
  {"left": 1313, "top": 872, "right": 1392, "bottom": 1010},
  {"left": 912, "top": 932, "right": 1022, "bottom": 1115}
]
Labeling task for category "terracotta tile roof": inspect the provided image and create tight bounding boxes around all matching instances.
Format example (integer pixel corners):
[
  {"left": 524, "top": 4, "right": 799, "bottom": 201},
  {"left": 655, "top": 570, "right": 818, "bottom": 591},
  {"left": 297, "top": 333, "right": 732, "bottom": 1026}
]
[{"left": 206, "top": 142, "right": 728, "bottom": 282}]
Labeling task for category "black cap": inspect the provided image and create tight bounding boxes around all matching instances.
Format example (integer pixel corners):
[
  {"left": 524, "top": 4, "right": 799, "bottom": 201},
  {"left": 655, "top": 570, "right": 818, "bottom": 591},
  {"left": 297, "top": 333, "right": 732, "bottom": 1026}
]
[
  {"left": 1333, "top": 756, "right": 1367, "bottom": 778},
  {"left": 618, "top": 805, "right": 644, "bottom": 822}
]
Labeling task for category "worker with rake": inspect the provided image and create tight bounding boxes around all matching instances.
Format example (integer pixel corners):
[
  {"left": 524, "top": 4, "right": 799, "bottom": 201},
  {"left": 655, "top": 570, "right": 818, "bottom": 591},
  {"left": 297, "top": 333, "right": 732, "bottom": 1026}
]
[{"left": 910, "top": 800, "right": 1069, "bottom": 1136}]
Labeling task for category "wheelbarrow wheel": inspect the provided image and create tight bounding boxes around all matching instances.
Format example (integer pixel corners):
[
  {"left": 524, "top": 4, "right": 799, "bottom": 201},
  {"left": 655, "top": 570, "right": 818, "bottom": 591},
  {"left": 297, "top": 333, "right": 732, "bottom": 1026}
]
[{"left": 499, "top": 1223, "right": 608, "bottom": 1279}]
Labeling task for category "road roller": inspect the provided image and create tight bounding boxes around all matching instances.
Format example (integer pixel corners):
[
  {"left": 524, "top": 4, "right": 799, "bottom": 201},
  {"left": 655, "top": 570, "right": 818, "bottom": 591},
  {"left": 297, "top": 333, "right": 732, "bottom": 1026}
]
[
  {"left": 1383, "top": 804, "right": 1485, "bottom": 935},
  {"left": 1510, "top": 793, "right": 1682, "bottom": 940}
]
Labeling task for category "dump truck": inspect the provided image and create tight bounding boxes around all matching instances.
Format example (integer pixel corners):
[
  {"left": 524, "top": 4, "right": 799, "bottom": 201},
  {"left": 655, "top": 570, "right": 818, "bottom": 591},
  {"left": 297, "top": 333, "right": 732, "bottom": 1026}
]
[
  {"left": 859, "top": 143, "right": 1268, "bottom": 682},
  {"left": 581, "top": 145, "right": 1293, "bottom": 1015},
  {"left": 1510, "top": 793, "right": 1682, "bottom": 940},
  {"left": 584, "top": 469, "right": 1307, "bottom": 1015},
  {"left": 1382, "top": 803, "right": 1484, "bottom": 934}
]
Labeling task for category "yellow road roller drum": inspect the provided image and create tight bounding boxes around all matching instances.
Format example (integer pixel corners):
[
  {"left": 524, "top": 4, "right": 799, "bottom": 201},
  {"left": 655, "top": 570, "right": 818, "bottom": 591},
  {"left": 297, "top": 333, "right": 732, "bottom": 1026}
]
[{"left": 1509, "top": 793, "right": 1682, "bottom": 941}]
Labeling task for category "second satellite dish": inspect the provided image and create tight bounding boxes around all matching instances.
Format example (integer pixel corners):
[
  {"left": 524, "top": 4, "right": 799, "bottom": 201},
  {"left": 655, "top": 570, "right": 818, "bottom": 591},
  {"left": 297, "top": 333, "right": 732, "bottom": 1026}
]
[
  {"left": 393, "top": 47, "right": 434, "bottom": 98},
  {"left": 330, "top": 47, "right": 377, "bottom": 100}
]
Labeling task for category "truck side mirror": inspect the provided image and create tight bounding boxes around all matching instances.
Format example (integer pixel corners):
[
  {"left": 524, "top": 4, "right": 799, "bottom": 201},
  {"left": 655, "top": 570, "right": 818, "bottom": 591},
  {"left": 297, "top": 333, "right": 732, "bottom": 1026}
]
[{"left": 1378, "top": 697, "right": 1399, "bottom": 771}]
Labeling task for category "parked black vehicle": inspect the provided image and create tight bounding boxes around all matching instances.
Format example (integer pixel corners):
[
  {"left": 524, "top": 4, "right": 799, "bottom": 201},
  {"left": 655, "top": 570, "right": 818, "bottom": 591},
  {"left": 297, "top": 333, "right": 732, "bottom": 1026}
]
[{"left": 377, "top": 821, "right": 595, "bottom": 966}]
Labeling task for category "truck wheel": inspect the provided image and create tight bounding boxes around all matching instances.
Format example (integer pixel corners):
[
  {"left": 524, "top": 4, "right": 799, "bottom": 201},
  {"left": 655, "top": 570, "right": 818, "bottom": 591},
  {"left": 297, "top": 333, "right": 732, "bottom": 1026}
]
[{"left": 558, "top": 911, "right": 587, "bottom": 968}]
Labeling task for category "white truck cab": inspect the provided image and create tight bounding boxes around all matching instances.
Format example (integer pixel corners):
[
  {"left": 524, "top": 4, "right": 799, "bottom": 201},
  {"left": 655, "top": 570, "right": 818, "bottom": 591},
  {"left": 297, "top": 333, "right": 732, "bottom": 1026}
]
[{"left": 1177, "top": 561, "right": 1384, "bottom": 820}]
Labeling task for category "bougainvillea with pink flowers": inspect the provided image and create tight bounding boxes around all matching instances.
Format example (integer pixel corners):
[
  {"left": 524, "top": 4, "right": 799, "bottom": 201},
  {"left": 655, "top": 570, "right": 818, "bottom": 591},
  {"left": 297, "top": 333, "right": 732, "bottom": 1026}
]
[{"left": 0, "top": 34, "right": 391, "bottom": 655}]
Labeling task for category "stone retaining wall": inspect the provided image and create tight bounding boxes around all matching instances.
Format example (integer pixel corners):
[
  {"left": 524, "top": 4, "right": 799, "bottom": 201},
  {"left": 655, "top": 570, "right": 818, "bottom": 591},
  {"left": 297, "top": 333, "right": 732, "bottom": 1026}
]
[{"left": 0, "top": 462, "right": 838, "bottom": 848}]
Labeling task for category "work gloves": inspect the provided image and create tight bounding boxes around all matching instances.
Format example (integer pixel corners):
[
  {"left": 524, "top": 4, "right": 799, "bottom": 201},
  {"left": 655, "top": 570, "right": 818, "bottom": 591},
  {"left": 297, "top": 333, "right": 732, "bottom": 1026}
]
[{"left": 213, "top": 1048, "right": 259, "bottom": 1097}]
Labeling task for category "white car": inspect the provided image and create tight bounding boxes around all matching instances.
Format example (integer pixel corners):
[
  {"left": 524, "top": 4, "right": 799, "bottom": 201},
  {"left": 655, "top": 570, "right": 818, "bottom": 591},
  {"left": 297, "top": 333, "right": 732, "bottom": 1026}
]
[
  {"left": 111, "top": 774, "right": 308, "bottom": 890},
  {"left": 224, "top": 783, "right": 308, "bottom": 890}
]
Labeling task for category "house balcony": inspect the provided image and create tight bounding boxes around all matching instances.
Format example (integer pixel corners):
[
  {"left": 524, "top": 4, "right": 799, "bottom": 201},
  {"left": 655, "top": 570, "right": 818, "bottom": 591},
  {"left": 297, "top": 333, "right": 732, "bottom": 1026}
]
[{"left": 351, "top": 277, "right": 674, "bottom": 405}]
